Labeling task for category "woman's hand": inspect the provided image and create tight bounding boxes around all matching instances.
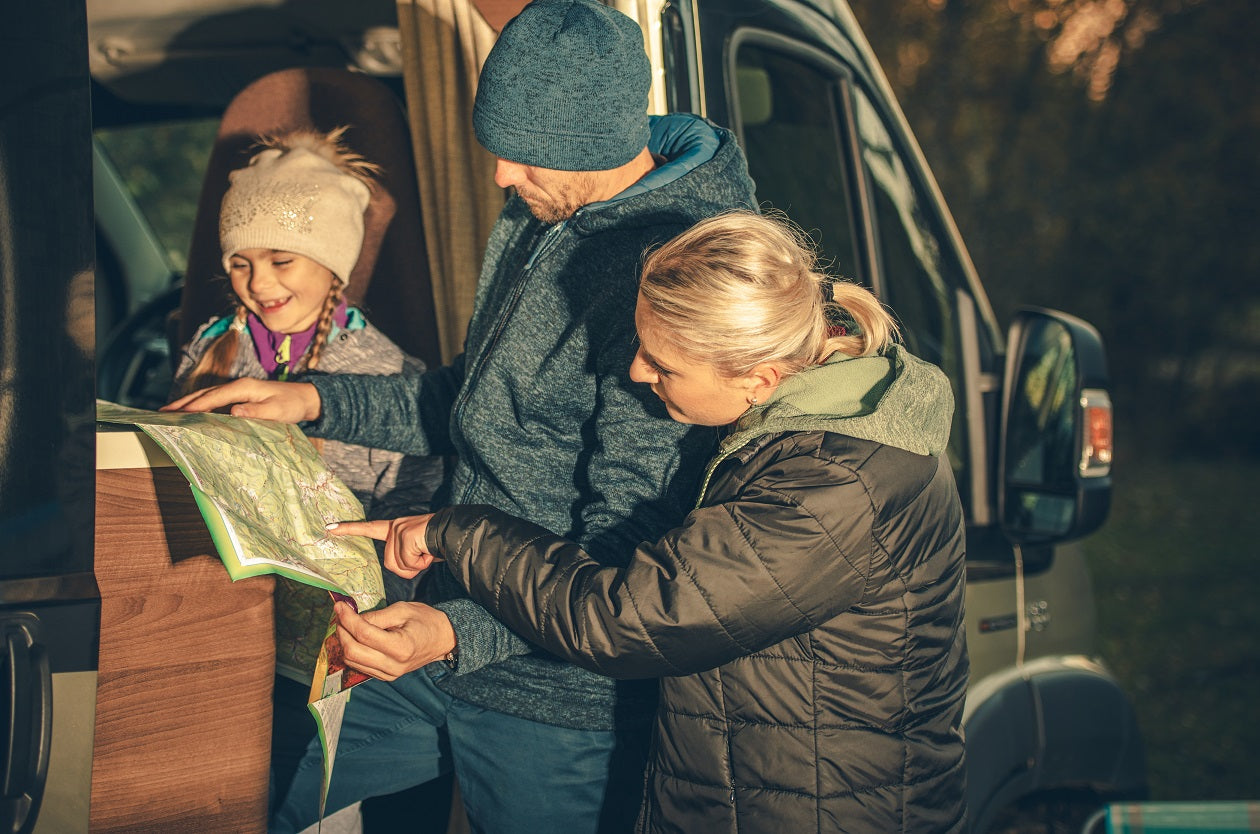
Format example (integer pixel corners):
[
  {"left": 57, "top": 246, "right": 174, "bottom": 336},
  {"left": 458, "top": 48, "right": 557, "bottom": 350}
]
[
  {"left": 333, "top": 600, "right": 456, "bottom": 681},
  {"left": 328, "top": 515, "right": 441, "bottom": 579},
  {"left": 162, "top": 378, "right": 321, "bottom": 423}
]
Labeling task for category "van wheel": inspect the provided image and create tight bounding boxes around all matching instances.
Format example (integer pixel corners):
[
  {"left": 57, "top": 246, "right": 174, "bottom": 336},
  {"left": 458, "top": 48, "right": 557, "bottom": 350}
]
[{"left": 985, "top": 789, "right": 1103, "bottom": 834}]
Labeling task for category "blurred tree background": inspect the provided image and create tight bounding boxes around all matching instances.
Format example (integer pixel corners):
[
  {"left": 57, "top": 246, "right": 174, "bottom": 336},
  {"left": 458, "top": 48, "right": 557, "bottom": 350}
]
[
  {"left": 849, "top": 0, "right": 1260, "bottom": 804},
  {"left": 849, "top": 0, "right": 1260, "bottom": 458}
]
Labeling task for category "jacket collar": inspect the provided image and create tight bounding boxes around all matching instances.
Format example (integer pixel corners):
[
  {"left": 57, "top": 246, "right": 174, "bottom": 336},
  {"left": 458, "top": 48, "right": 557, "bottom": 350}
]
[
  {"left": 695, "top": 344, "right": 955, "bottom": 505},
  {"left": 571, "top": 114, "right": 728, "bottom": 223}
]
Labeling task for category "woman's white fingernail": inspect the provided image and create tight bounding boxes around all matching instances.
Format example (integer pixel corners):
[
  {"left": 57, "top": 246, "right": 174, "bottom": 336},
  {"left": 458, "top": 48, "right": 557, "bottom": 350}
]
[{"left": 325, "top": 522, "right": 339, "bottom": 530}]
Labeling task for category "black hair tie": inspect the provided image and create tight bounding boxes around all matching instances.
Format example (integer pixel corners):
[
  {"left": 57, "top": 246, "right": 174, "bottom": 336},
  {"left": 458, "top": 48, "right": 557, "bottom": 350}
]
[{"left": 820, "top": 278, "right": 853, "bottom": 338}]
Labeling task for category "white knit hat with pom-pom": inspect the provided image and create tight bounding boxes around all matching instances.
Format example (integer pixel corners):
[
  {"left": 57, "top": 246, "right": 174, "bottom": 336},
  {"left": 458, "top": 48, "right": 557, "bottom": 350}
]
[{"left": 219, "top": 128, "right": 374, "bottom": 285}]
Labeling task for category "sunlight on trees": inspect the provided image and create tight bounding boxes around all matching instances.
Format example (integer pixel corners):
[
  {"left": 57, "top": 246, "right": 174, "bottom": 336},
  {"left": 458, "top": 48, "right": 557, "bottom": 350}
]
[
  {"left": 1004, "top": 0, "right": 1206, "bottom": 102},
  {"left": 850, "top": 0, "right": 1260, "bottom": 458}
]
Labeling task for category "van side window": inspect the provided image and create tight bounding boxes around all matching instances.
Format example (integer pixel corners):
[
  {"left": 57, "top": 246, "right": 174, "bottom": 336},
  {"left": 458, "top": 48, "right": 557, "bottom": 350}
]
[
  {"left": 850, "top": 86, "right": 974, "bottom": 489},
  {"left": 850, "top": 90, "right": 959, "bottom": 377},
  {"left": 731, "top": 37, "right": 976, "bottom": 517},
  {"left": 733, "top": 44, "right": 861, "bottom": 283}
]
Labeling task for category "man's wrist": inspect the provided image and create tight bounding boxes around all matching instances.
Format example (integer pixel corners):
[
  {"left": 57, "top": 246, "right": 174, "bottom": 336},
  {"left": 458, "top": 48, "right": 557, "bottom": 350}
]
[
  {"left": 439, "top": 610, "right": 459, "bottom": 671},
  {"left": 299, "top": 381, "right": 323, "bottom": 421},
  {"left": 442, "top": 641, "right": 459, "bottom": 671}
]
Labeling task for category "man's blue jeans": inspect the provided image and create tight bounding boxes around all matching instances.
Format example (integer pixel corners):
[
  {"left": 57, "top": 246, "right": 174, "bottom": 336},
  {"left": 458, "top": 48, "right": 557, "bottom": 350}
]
[{"left": 269, "top": 669, "right": 646, "bottom": 834}]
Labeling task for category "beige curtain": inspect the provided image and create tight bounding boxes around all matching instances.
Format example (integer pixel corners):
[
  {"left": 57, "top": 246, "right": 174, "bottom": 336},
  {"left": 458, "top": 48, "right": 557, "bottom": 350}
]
[
  {"left": 396, "top": 0, "right": 504, "bottom": 363},
  {"left": 614, "top": 0, "right": 671, "bottom": 116}
]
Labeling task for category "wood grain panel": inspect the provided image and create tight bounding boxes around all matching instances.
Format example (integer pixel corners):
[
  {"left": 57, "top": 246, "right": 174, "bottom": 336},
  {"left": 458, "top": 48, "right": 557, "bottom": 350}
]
[{"left": 91, "top": 466, "right": 275, "bottom": 833}]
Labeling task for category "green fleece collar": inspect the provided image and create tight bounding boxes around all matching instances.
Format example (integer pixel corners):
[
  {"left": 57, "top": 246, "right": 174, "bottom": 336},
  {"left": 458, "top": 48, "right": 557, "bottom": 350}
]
[{"left": 694, "top": 344, "right": 954, "bottom": 506}]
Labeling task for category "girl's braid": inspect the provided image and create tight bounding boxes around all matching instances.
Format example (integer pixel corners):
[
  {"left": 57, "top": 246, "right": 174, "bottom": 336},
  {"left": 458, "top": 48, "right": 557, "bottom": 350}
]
[
  {"left": 302, "top": 279, "right": 346, "bottom": 372},
  {"left": 179, "top": 304, "right": 247, "bottom": 394}
]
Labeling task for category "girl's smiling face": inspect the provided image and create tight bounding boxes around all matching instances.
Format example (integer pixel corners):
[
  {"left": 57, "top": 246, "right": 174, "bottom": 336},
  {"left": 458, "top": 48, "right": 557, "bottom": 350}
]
[
  {"left": 628, "top": 296, "right": 757, "bottom": 427},
  {"left": 228, "top": 249, "right": 335, "bottom": 334}
]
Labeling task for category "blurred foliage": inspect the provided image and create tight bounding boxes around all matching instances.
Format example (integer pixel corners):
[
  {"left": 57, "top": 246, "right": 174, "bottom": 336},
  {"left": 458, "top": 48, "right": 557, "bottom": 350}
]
[
  {"left": 848, "top": 0, "right": 1260, "bottom": 459},
  {"left": 95, "top": 118, "right": 220, "bottom": 274}
]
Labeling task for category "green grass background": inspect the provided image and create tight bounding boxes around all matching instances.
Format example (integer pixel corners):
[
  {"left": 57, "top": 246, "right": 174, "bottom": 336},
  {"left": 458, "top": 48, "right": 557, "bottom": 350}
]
[{"left": 1082, "top": 453, "right": 1260, "bottom": 801}]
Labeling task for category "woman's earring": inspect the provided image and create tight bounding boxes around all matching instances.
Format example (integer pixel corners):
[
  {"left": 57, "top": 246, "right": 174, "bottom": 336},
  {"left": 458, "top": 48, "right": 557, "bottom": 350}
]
[{"left": 749, "top": 395, "right": 758, "bottom": 406}]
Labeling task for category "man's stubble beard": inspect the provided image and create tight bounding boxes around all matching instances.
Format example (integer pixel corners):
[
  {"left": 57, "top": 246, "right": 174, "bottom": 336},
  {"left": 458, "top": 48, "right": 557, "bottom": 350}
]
[{"left": 516, "top": 171, "right": 602, "bottom": 224}]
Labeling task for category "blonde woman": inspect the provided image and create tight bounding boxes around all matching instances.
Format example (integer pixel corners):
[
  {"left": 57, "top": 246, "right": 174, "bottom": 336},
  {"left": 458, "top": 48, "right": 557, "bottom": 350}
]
[{"left": 337, "top": 210, "right": 969, "bottom": 832}]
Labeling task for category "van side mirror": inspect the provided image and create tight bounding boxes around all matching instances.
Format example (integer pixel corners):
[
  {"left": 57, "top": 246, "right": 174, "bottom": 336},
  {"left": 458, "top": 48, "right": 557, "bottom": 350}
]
[{"left": 998, "top": 308, "right": 1113, "bottom": 545}]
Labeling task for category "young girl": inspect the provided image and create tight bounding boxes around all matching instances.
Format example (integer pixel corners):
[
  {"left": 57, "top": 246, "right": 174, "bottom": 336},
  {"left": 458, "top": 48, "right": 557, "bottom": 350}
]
[
  {"left": 331, "top": 210, "right": 970, "bottom": 833},
  {"left": 173, "top": 126, "right": 443, "bottom": 592},
  {"left": 171, "top": 127, "right": 444, "bottom": 821}
]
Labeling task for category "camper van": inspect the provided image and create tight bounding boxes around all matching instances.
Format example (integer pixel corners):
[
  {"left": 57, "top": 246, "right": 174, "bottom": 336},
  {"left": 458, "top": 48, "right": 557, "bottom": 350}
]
[{"left": 2, "top": 0, "right": 1145, "bottom": 831}]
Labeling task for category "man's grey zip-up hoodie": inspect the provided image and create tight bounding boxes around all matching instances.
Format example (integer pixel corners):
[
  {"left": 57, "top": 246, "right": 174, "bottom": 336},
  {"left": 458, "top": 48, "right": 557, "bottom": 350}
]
[{"left": 303, "top": 113, "right": 757, "bottom": 729}]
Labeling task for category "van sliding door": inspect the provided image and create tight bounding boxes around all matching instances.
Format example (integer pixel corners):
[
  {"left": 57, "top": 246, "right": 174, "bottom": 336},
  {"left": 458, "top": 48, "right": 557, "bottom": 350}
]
[{"left": 0, "top": 3, "right": 101, "bottom": 833}]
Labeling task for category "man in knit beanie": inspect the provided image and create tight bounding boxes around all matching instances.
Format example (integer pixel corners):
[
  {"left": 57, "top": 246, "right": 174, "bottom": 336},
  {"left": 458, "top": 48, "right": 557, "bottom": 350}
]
[{"left": 182, "top": 1, "right": 758, "bottom": 831}]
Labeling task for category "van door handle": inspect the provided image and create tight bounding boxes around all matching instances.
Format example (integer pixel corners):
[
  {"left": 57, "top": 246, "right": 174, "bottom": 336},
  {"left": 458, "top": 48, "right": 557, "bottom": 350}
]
[{"left": 1, "top": 620, "right": 51, "bottom": 834}]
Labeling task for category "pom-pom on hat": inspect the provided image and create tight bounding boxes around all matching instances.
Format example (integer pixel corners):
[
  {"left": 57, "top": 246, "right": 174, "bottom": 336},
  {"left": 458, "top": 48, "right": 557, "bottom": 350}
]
[
  {"left": 219, "top": 128, "right": 375, "bottom": 285},
  {"left": 472, "top": 0, "right": 651, "bottom": 172}
]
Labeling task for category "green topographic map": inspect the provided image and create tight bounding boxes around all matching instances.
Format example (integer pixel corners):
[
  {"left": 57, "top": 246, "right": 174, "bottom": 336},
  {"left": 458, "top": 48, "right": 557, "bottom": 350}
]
[{"left": 95, "top": 400, "right": 385, "bottom": 660}]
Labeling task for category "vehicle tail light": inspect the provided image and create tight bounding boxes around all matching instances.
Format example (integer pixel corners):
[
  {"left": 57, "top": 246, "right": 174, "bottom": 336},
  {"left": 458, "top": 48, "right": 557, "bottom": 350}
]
[{"left": 1079, "top": 388, "right": 1112, "bottom": 477}]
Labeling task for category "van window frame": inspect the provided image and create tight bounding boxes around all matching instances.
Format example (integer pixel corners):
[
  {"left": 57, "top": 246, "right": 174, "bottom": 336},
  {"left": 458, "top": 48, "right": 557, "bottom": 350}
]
[
  {"left": 725, "top": 25, "right": 1004, "bottom": 530},
  {"left": 726, "top": 28, "right": 875, "bottom": 292}
]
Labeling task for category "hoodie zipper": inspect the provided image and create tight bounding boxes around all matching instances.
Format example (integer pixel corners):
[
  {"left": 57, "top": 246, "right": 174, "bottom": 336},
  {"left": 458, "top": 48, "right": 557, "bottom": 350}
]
[{"left": 450, "top": 219, "right": 567, "bottom": 502}]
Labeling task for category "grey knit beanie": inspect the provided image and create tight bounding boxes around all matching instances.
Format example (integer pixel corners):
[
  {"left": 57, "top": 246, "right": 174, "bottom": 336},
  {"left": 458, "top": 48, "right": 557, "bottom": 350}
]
[
  {"left": 219, "top": 131, "right": 372, "bottom": 285},
  {"left": 473, "top": 0, "right": 651, "bottom": 171}
]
